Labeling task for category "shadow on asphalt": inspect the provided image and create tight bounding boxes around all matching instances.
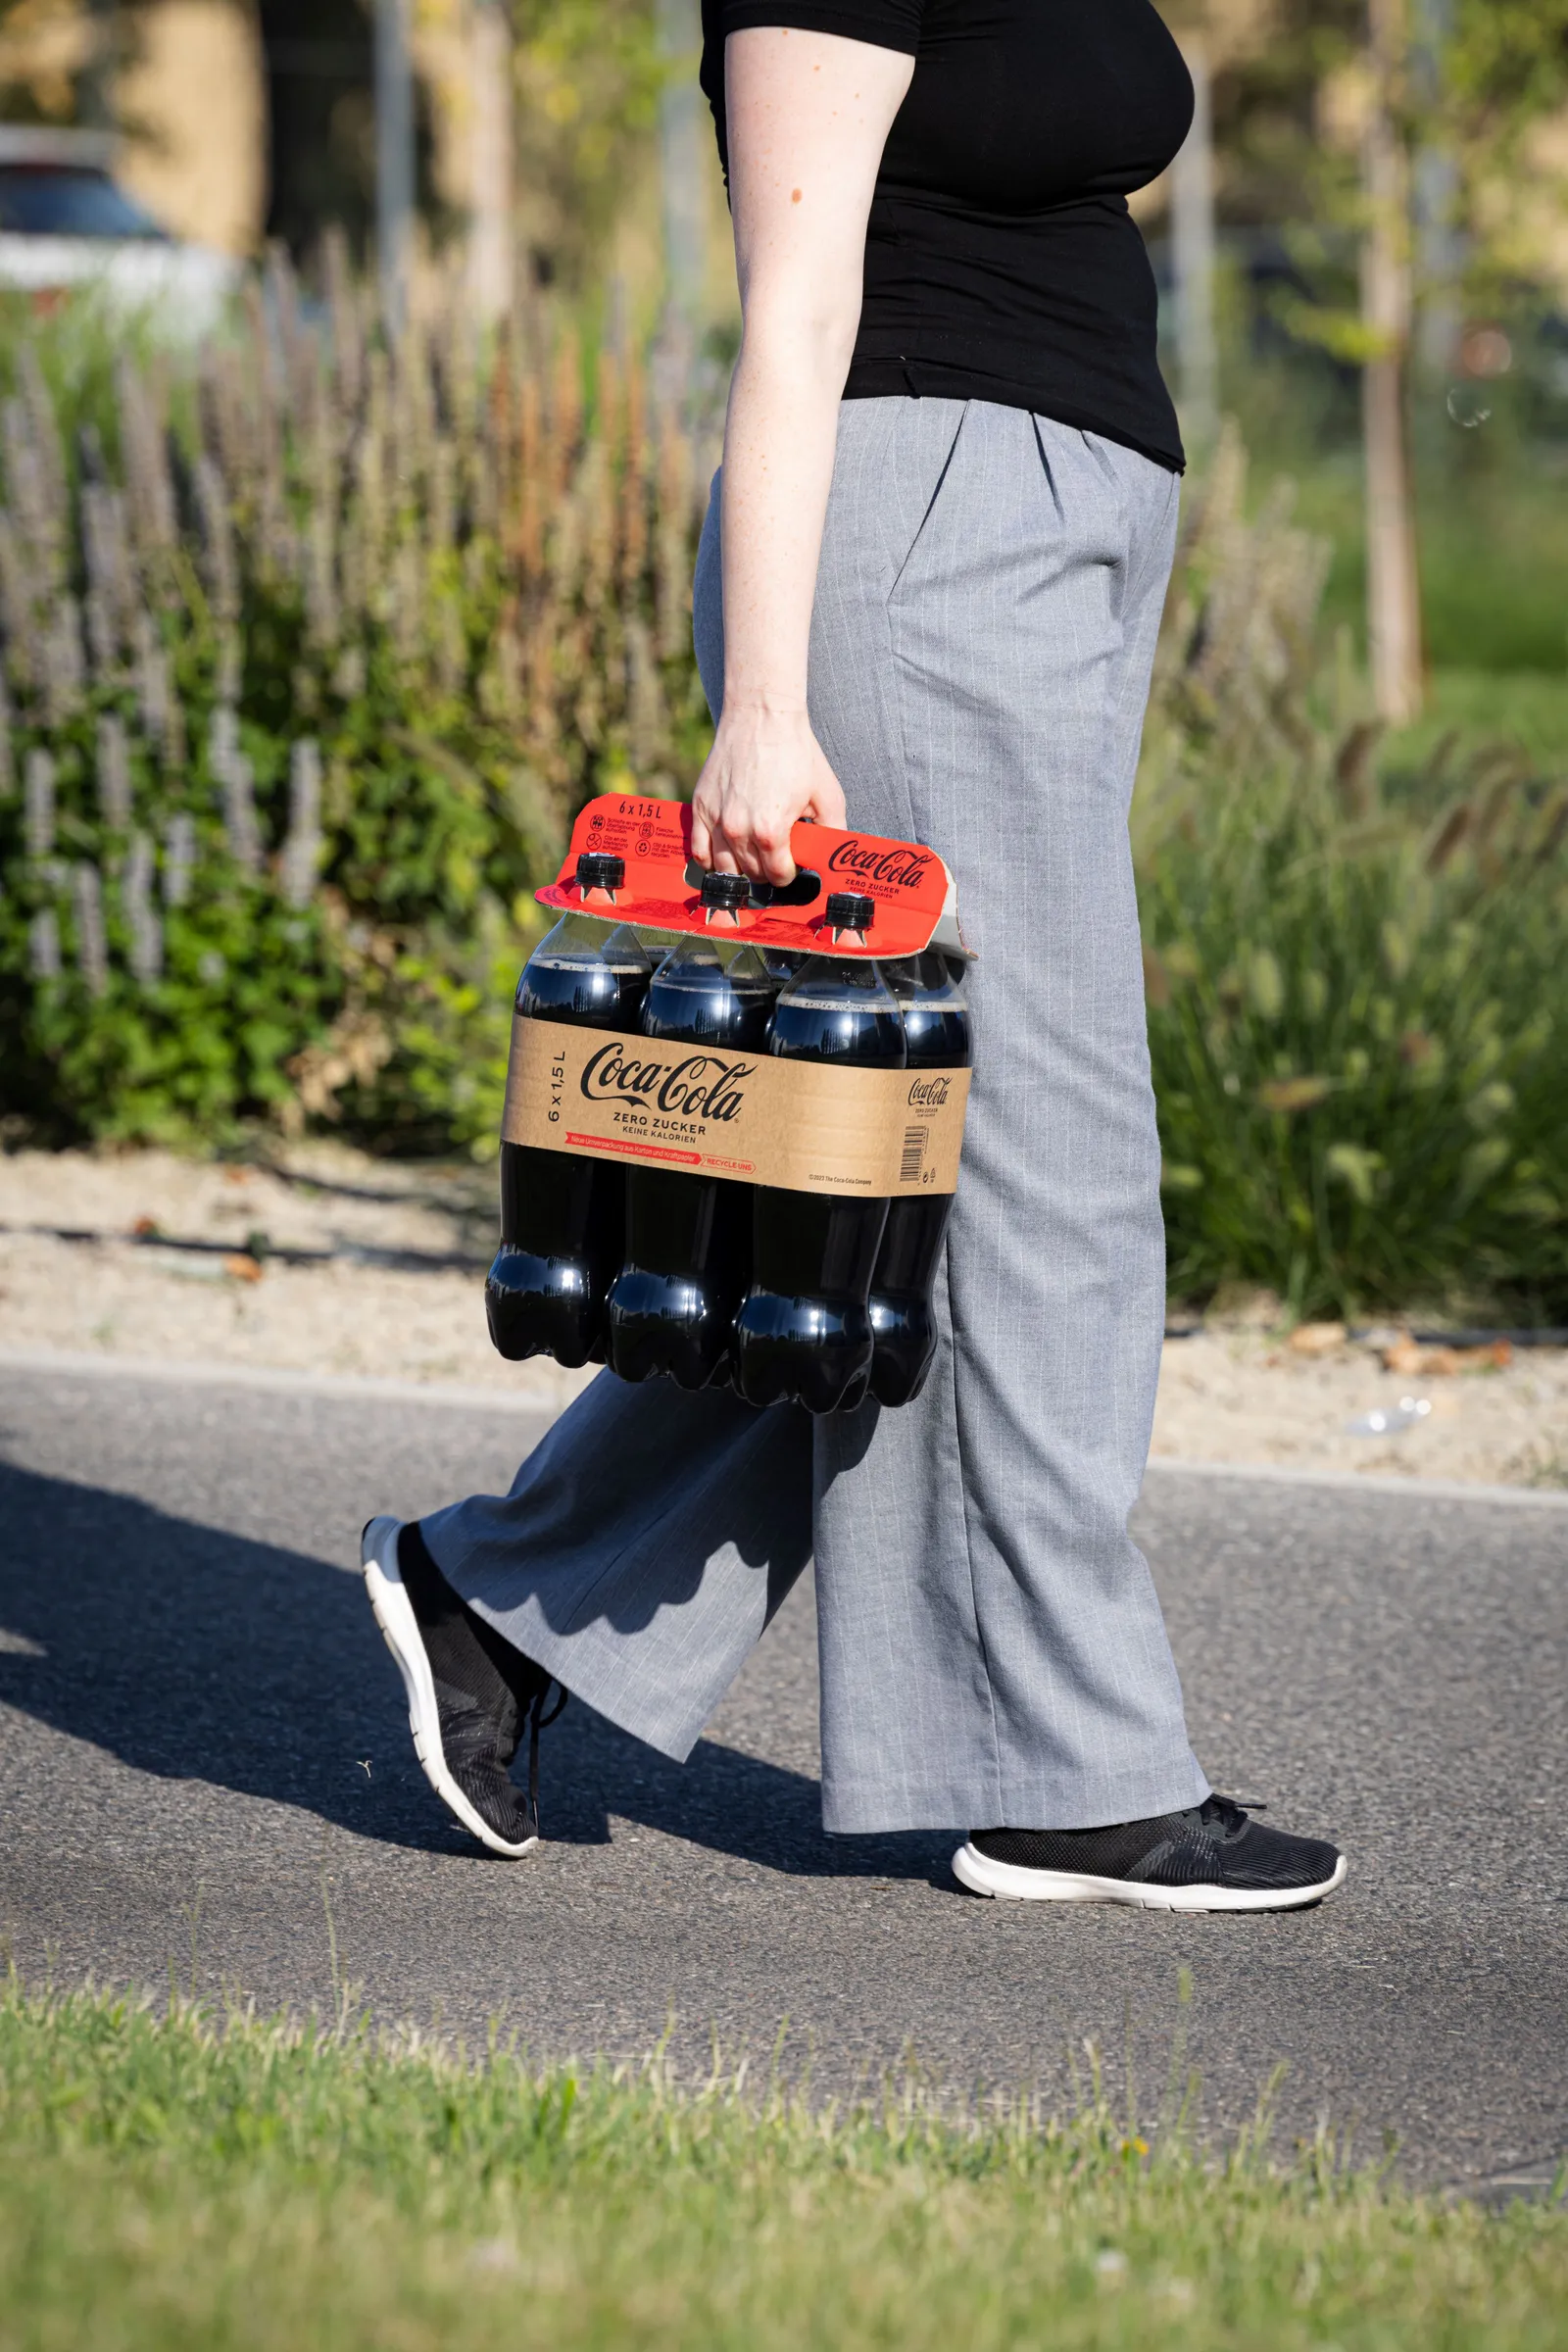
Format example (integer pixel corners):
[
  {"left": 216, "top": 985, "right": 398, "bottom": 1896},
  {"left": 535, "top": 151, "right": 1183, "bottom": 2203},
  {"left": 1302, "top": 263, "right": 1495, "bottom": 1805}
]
[{"left": 0, "top": 1462, "right": 939, "bottom": 1886}]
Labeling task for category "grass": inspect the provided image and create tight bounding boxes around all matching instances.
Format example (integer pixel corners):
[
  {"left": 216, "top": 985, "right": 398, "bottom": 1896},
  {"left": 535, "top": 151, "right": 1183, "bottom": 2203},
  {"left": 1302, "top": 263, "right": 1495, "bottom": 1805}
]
[
  {"left": 1140, "top": 756, "right": 1568, "bottom": 1321},
  {"left": 1135, "top": 433, "right": 1568, "bottom": 1324},
  {"left": 1396, "top": 669, "right": 1568, "bottom": 774},
  {"left": 1298, "top": 457, "right": 1568, "bottom": 679},
  {"left": 1216, "top": 318, "right": 1568, "bottom": 683},
  {"left": 1, "top": 1975, "right": 1565, "bottom": 2351}
]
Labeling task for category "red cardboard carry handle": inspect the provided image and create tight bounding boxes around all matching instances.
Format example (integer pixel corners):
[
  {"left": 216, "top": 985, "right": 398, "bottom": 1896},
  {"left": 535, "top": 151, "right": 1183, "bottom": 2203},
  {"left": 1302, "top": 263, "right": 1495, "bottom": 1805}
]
[{"left": 537, "top": 794, "right": 969, "bottom": 960}]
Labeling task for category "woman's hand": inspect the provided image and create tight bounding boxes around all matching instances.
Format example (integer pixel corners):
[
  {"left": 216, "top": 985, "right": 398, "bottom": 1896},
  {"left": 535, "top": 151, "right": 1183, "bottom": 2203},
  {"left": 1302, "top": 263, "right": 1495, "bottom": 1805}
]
[{"left": 689, "top": 706, "right": 847, "bottom": 881}]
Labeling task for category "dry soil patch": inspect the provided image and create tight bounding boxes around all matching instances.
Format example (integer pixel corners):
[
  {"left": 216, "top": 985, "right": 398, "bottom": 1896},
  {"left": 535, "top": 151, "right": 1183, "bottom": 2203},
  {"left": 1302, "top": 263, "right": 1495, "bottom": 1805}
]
[{"left": 1, "top": 1148, "right": 1562, "bottom": 1486}]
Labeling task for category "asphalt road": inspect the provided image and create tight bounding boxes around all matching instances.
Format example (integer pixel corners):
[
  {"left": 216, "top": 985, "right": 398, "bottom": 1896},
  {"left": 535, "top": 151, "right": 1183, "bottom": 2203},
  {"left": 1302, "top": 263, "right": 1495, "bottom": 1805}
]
[{"left": 1, "top": 1359, "right": 1564, "bottom": 2193}]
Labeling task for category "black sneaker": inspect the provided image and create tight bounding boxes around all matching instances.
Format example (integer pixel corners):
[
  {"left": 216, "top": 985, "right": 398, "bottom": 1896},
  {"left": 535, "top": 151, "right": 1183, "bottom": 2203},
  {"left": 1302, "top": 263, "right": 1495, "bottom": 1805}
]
[
  {"left": 361, "top": 1515, "right": 565, "bottom": 1858},
  {"left": 953, "top": 1796, "right": 1346, "bottom": 1912}
]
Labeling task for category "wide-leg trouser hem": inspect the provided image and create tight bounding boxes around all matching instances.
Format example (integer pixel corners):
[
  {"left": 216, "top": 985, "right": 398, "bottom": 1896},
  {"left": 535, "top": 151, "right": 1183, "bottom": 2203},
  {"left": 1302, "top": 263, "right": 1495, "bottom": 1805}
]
[
  {"left": 820, "top": 1754, "right": 1213, "bottom": 1838},
  {"left": 426, "top": 1568, "right": 708, "bottom": 1765},
  {"left": 417, "top": 1369, "right": 814, "bottom": 1765}
]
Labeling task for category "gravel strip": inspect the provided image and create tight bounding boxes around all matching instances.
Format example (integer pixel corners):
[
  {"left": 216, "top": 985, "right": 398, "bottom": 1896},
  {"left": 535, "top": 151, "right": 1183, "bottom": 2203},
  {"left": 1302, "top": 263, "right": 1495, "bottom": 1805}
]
[{"left": 1, "top": 1147, "right": 1563, "bottom": 1488}]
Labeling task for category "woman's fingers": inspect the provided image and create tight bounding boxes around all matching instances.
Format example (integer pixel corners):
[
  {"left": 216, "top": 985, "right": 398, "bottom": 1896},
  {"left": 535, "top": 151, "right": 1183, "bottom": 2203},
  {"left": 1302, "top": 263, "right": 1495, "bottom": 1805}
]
[
  {"left": 710, "top": 817, "right": 791, "bottom": 882},
  {"left": 807, "top": 769, "right": 848, "bottom": 831},
  {"left": 688, "top": 720, "right": 849, "bottom": 883},
  {"left": 691, "top": 787, "right": 747, "bottom": 877},
  {"left": 689, "top": 763, "right": 732, "bottom": 871},
  {"left": 694, "top": 785, "right": 799, "bottom": 884},
  {"left": 741, "top": 814, "right": 799, "bottom": 885}
]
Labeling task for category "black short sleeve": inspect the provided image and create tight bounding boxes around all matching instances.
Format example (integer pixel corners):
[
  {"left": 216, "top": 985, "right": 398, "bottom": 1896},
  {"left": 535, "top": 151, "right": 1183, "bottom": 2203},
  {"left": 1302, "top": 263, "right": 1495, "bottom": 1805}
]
[
  {"left": 716, "top": 0, "right": 923, "bottom": 58},
  {"left": 699, "top": 0, "right": 1190, "bottom": 471}
]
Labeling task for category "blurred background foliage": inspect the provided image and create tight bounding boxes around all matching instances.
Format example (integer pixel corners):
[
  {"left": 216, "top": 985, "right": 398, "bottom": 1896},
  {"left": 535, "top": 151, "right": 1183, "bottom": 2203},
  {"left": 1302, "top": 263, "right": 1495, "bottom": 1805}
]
[
  {"left": 1137, "top": 430, "right": 1568, "bottom": 1321},
  {"left": 0, "top": 252, "right": 718, "bottom": 1153},
  {"left": 0, "top": 0, "right": 1564, "bottom": 1322}
]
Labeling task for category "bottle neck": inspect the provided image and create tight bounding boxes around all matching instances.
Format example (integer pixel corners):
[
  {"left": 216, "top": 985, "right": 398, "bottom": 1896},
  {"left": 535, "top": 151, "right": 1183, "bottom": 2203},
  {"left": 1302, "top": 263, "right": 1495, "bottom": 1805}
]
[{"left": 542, "top": 909, "right": 611, "bottom": 953}]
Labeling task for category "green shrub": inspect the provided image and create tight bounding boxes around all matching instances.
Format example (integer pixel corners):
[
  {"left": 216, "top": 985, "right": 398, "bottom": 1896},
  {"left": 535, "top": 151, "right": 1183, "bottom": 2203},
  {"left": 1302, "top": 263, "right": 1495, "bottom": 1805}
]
[
  {"left": 1142, "top": 779, "right": 1568, "bottom": 1319},
  {"left": 0, "top": 250, "right": 714, "bottom": 1151},
  {"left": 1139, "top": 432, "right": 1568, "bottom": 1321}
]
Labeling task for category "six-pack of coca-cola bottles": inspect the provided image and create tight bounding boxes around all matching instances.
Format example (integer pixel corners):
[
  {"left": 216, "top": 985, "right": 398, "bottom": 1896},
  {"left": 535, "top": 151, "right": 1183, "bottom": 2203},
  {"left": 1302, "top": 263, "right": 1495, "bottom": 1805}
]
[{"left": 488, "top": 855, "right": 971, "bottom": 1412}]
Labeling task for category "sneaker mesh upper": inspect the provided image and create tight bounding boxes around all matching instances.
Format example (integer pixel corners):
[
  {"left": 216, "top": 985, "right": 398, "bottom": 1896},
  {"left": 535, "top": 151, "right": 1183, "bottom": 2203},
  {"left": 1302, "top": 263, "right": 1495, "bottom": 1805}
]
[
  {"left": 397, "top": 1523, "right": 526, "bottom": 1760},
  {"left": 449, "top": 1757, "right": 539, "bottom": 1849},
  {"left": 395, "top": 1522, "right": 562, "bottom": 1844},
  {"left": 971, "top": 1818, "right": 1189, "bottom": 1878},
  {"left": 972, "top": 1799, "right": 1339, "bottom": 1893}
]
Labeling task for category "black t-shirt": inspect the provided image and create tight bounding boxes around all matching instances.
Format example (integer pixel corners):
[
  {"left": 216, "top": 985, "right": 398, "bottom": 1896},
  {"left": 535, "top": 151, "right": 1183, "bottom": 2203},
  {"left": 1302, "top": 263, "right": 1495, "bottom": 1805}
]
[{"left": 700, "top": 0, "right": 1193, "bottom": 471}]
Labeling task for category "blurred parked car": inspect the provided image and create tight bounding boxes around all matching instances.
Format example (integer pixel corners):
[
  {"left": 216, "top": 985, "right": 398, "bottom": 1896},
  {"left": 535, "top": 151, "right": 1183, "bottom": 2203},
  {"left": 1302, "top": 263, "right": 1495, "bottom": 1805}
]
[{"left": 0, "top": 125, "right": 236, "bottom": 335}]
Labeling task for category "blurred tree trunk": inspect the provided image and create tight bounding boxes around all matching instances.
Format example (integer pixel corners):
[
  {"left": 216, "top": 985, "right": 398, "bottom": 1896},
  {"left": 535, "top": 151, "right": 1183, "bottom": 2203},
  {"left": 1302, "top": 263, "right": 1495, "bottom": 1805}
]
[
  {"left": 659, "top": 0, "right": 707, "bottom": 321},
  {"left": 468, "top": 0, "right": 514, "bottom": 324},
  {"left": 375, "top": 0, "right": 415, "bottom": 337},
  {"left": 1361, "top": 0, "right": 1424, "bottom": 723},
  {"left": 1172, "top": 37, "right": 1218, "bottom": 457}
]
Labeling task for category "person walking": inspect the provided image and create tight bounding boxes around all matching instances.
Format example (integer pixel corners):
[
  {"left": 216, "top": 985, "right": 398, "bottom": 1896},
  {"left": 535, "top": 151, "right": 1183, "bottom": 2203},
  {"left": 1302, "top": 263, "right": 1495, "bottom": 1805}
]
[{"left": 361, "top": 0, "right": 1346, "bottom": 1910}]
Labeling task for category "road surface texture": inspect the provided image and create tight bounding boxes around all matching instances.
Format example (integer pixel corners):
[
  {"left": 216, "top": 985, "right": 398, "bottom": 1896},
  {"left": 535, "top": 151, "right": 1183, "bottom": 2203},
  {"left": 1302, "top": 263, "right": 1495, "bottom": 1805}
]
[{"left": 1, "top": 1359, "right": 1563, "bottom": 2195}]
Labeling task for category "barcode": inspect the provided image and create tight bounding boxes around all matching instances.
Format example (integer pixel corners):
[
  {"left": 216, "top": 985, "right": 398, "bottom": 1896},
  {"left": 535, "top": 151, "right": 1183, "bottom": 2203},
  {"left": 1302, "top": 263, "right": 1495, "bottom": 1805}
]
[{"left": 900, "top": 1125, "right": 929, "bottom": 1183}]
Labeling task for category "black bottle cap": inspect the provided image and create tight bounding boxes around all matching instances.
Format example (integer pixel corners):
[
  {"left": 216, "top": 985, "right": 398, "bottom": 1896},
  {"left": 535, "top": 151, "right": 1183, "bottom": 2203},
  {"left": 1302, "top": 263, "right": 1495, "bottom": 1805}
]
[
  {"left": 824, "top": 890, "right": 875, "bottom": 930},
  {"left": 699, "top": 870, "right": 752, "bottom": 909},
  {"left": 575, "top": 852, "right": 624, "bottom": 890}
]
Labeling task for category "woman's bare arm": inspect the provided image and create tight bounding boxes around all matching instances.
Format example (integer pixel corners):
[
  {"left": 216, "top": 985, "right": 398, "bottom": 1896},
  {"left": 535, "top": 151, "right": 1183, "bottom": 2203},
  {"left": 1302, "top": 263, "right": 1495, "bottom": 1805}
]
[{"left": 688, "top": 25, "right": 913, "bottom": 882}]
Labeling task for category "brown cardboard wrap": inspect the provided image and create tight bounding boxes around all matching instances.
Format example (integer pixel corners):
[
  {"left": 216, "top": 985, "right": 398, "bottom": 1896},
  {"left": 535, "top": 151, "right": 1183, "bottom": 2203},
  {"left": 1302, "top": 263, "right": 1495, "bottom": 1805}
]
[{"left": 501, "top": 1014, "right": 970, "bottom": 1199}]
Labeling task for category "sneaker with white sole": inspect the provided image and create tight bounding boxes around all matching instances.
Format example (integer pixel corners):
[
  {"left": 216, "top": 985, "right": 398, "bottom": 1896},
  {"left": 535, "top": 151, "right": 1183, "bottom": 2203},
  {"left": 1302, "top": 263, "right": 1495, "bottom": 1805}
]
[
  {"left": 953, "top": 1796, "right": 1346, "bottom": 1912},
  {"left": 361, "top": 1515, "right": 565, "bottom": 1858}
]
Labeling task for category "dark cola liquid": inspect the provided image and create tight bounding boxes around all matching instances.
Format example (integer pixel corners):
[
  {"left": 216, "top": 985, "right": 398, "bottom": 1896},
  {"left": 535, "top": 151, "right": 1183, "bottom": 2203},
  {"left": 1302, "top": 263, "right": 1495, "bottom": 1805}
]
[
  {"left": 867, "top": 953, "right": 972, "bottom": 1406},
  {"left": 607, "top": 939, "right": 777, "bottom": 1391},
  {"left": 487, "top": 915, "right": 652, "bottom": 1367},
  {"left": 732, "top": 957, "right": 906, "bottom": 1415}
]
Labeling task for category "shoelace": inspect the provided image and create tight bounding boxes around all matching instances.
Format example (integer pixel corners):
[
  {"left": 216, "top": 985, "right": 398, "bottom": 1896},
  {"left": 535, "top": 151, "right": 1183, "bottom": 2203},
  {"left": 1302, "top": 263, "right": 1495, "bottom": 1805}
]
[
  {"left": 526, "top": 1681, "right": 569, "bottom": 1834},
  {"left": 1199, "top": 1793, "right": 1268, "bottom": 1840}
]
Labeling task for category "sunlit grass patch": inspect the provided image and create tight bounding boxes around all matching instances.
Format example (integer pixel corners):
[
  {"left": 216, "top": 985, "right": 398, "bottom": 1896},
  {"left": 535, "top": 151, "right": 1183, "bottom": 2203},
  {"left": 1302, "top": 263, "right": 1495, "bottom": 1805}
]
[{"left": 0, "top": 1973, "right": 1563, "bottom": 2350}]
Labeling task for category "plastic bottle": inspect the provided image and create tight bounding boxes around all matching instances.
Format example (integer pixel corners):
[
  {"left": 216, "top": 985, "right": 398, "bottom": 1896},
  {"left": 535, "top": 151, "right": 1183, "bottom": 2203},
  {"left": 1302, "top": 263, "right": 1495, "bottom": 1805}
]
[
  {"left": 607, "top": 873, "right": 778, "bottom": 1389},
  {"left": 760, "top": 946, "right": 807, "bottom": 989},
  {"left": 732, "top": 892, "right": 906, "bottom": 1413},
  {"left": 866, "top": 952, "right": 972, "bottom": 1405},
  {"left": 486, "top": 854, "right": 653, "bottom": 1365}
]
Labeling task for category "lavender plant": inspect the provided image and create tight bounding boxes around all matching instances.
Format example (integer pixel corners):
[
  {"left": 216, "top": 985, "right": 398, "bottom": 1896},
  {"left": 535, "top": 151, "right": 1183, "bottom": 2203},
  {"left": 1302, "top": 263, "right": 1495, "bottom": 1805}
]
[{"left": 0, "top": 247, "right": 716, "bottom": 1147}]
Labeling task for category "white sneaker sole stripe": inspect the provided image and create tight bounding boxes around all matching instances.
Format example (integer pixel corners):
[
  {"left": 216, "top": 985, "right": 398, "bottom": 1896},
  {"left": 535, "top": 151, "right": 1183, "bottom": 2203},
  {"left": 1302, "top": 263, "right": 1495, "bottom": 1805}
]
[
  {"left": 951, "top": 1840, "right": 1347, "bottom": 1912},
  {"left": 360, "top": 1515, "right": 538, "bottom": 1859}
]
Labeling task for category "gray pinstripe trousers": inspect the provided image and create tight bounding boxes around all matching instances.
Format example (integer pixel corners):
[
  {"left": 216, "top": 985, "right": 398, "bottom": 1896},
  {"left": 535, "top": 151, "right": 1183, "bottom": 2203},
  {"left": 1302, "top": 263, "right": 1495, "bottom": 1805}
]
[{"left": 421, "top": 399, "right": 1208, "bottom": 1833}]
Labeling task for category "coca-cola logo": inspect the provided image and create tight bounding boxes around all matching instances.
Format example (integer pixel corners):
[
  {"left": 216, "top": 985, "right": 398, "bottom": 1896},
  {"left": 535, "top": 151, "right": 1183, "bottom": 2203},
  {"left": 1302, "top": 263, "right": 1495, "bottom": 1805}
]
[
  {"left": 907, "top": 1074, "right": 953, "bottom": 1109},
  {"left": 580, "top": 1042, "right": 756, "bottom": 1121},
  {"left": 827, "top": 839, "right": 934, "bottom": 891}
]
